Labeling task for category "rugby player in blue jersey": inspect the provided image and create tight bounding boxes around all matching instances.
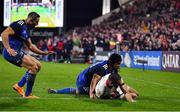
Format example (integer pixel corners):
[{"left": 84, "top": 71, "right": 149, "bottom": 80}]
[
  {"left": 1, "top": 12, "right": 53, "bottom": 99},
  {"left": 48, "top": 53, "right": 139, "bottom": 100}
]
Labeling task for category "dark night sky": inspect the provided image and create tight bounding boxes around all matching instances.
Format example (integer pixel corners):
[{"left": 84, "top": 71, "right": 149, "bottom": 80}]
[
  {"left": 65, "top": 0, "right": 103, "bottom": 30},
  {"left": 65, "top": 0, "right": 119, "bottom": 30}
]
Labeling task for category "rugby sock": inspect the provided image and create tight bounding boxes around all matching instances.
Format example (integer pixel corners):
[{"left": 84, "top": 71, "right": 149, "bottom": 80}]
[
  {"left": 18, "top": 71, "right": 29, "bottom": 87},
  {"left": 25, "top": 73, "right": 36, "bottom": 96},
  {"left": 56, "top": 88, "right": 76, "bottom": 94}
]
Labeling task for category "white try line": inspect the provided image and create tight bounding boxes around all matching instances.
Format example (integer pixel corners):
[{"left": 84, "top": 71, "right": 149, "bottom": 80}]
[{"left": 124, "top": 76, "right": 180, "bottom": 90}]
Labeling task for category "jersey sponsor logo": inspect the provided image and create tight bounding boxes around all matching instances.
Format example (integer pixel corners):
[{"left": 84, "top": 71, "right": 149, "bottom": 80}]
[
  {"left": 83, "top": 87, "right": 89, "bottom": 93},
  {"left": 16, "top": 59, "right": 21, "bottom": 63}
]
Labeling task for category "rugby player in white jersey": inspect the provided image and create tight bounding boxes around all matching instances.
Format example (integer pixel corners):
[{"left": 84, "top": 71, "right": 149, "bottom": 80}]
[{"left": 95, "top": 73, "right": 138, "bottom": 102}]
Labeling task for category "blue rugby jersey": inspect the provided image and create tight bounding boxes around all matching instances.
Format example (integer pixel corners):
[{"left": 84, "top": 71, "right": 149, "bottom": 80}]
[
  {"left": 77, "top": 61, "right": 119, "bottom": 87},
  {"left": 9, "top": 20, "right": 29, "bottom": 51}
]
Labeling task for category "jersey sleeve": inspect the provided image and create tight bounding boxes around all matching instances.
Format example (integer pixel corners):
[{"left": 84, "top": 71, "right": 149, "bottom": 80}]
[
  {"left": 10, "top": 20, "right": 29, "bottom": 40},
  {"left": 10, "top": 21, "right": 23, "bottom": 33}
]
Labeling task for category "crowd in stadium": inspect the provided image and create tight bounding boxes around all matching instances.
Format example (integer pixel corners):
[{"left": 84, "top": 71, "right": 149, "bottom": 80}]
[{"left": 36, "top": 0, "right": 180, "bottom": 62}]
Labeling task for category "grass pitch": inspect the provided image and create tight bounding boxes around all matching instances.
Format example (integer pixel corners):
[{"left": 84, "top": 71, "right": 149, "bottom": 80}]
[{"left": 0, "top": 55, "right": 180, "bottom": 111}]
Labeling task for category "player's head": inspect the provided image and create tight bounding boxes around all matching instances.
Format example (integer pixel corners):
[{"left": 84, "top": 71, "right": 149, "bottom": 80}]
[
  {"left": 107, "top": 73, "right": 120, "bottom": 88},
  {"left": 26, "top": 12, "right": 40, "bottom": 29},
  {"left": 108, "top": 53, "right": 122, "bottom": 69}
]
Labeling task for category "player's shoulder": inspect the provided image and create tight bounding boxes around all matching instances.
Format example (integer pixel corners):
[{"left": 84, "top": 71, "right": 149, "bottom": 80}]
[
  {"left": 89, "top": 61, "right": 101, "bottom": 68},
  {"left": 11, "top": 20, "right": 25, "bottom": 27},
  {"left": 89, "top": 61, "right": 108, "bottom": 73},
  {"left": 98, "top": 61, "right": 108, "bottom": 70},
  {"left": 96, "top": 61, "right": 108, "bottom": 67},
  {"left": 16, "top": 20, "right": 26, "bottom": 26}
]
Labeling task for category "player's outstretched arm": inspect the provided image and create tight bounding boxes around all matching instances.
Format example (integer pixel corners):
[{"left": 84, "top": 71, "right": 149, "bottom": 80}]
[
  {"left": 124, "top": 93, "right": 135, "bottom": 102},
  {"left": 89, "top": 74, "right": 101, "bottom": 99},
  {"left": 25, "top": 38, "right": 54, "bottom": 55},
  {"left": 121, "top": 78, "right": 139, "bottom": 96},
  {"left": 1, "top": 27, "right": 17, "bottom": 56},
  {"left": 125, "top": 85, "right": 139, "bottom": 97},
  {"left": 118, "top": 79, "right": 129, "bottom": 95}
]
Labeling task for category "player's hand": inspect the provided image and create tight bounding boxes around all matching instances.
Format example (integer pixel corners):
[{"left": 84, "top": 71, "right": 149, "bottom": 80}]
[
  {"left": 90, "top": 93, "right": 97, "bottom": 99},
  {"left": 130, "top": 93, "right": 138, "bottom": 99},
  {"left": 124, "top": 93, "right": 134, "bottom": 102},
  {"left": 7, "top": 48, "right": 17, "bottom": 56},
  {"left": 43, "top": 51, "right": 54, "bottom": 55}
]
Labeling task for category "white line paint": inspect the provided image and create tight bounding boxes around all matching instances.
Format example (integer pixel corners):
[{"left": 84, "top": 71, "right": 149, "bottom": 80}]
[
  {"left": 125, "top": 76, "right": 180, "bottom": 90},
  {"left": 1, "top": 74, "right": 180, "bottom": 100}
]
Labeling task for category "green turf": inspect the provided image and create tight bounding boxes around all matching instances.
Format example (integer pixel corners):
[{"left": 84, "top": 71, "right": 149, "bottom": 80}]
[
  {"left": 0, "top": 55, "right": 180, "bottom": 111},
  {"left": 12, "top": 6, "right": 56, "bottom": 27}
]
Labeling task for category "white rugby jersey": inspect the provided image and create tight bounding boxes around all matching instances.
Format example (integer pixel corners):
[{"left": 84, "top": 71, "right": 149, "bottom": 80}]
[
  {"left": 95, "top": 74, "right": 124, "bottom": 98},
  {"left": 95, "top": 74, "right": 111, "bottom": 98}
]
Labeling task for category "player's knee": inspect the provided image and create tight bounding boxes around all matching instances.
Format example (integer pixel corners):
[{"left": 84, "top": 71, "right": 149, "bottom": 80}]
[
  {"left": 37, "top": 62, "right": 42, "bottom": 72},
  {"left": 34, "top": 65, "right": 39, "bottom": 73},
  {"left": 30, "top": 63, "right": 39, "bottom": 74}
]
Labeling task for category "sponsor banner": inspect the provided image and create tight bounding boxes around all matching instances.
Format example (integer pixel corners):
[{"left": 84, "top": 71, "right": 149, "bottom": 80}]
[
  {"left": 120, "top": 51, "right": 132, "bottom": 67},
  {"left": 94, "top": 51, "right": 111, "bottom": 63},
  {"left": 131, "top": 51, "right": 162, "bottom": 70},
  {"left": 94, "top": 51, "right": 180, "bottom": 72},
  {"left": 120, "top": 51, "right": 162, "bottom": 70},
  {"left": 94, "top": 51, "right": 126, "bottom": 67},
  {"left": 29, "top": 28, "right": 59, "bottom": 37},
  {"left": 30, "top": 31, "right": 54, "bottom": 37},
  {"left": 162, "top": 51, "right": 180, "bottom": 72}
]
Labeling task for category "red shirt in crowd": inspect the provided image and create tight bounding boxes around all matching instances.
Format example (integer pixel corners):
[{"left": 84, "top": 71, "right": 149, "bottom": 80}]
[{"left": 57, "top": 41, "right": 64, "bottom": 50}]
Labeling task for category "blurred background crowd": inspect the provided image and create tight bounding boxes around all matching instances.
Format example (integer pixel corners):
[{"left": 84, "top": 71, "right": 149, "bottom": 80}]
[{"left": 34, "top": 0, "right": 180, "bottom": 63}]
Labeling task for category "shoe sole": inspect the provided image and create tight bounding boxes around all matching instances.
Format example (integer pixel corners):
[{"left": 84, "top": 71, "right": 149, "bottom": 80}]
[{"left": 13, "top": 86, "right": 24, "bottom": 97}]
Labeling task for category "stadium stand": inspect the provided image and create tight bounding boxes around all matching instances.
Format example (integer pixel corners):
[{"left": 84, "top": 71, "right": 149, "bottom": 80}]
[{"left": 35, "top": 0, "right": 180, "bottom": 63}]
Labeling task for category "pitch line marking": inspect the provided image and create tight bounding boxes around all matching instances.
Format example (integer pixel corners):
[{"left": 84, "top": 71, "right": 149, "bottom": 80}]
[{"left": 125, "top": 76, "right": 180, "bottom": 90}]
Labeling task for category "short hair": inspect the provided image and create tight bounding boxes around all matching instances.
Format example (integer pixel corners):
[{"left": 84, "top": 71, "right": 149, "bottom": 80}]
[
  {"left": 28, "top": 12, "right": 40, "bottom": 19},
  {"left": 108, "top": 53, "right": 122, "bottom": 67},
  {"left": 108, "top": 73, "right": 120, "bottom": 85}
]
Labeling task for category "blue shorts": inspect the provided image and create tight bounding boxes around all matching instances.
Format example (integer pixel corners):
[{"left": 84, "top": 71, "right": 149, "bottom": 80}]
[
  {"left": 2, "top": 48, "right": 25, "bottom": 67},
  {"left": 76, "top": 72, "right": 90, "bottom": 94}
]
